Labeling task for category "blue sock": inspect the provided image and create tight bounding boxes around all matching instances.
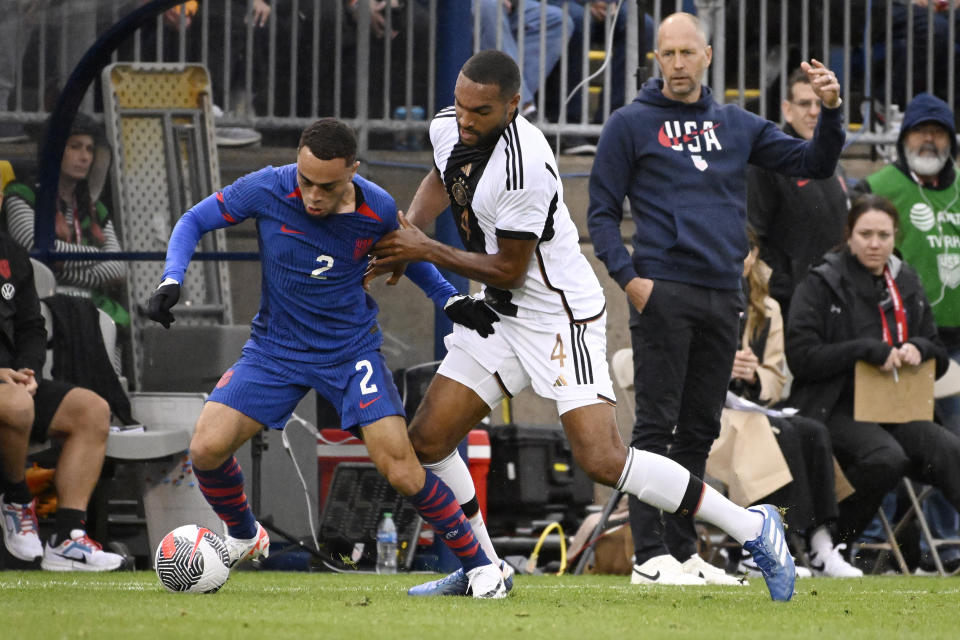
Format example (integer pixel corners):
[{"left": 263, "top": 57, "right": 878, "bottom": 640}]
[
  {"left": 408, "top": 470, "right": 489, "bottom": 572},
  {"left": 193, "top": 456, "right": 257, "bottom": 539}
]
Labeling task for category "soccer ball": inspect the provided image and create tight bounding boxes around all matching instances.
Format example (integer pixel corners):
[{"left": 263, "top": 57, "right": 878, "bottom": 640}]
[{"left": 155, "top": 524, "right": 231, "bottom": 593}]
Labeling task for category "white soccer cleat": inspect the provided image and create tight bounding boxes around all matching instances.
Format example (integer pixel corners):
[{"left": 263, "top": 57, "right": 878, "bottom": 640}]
[
  {"left": 682, "top": 553, "right": 747, "bottom": 586},
  {"left": 0, "top": 496, "right": 43, "bottom": 562},
  {"left": 466, "top": 562, "right": 507, "bottom": 599},
  {"left": 808, "top": 544, "right": 863, "bottom": 578},
  {"left": 224, "top": 521, "right": 270, "bottom": 568},
  {"left": 407, "top": 559, "right": 516, "bottom": 596},
  {"left": 631, "top": 553, "right": 707, "bottom": 586}
]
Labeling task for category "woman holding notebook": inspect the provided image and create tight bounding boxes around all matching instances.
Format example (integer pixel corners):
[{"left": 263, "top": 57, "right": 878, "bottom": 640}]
[{"left": 785, "top": 193, "right": 960, "bottom": 547}]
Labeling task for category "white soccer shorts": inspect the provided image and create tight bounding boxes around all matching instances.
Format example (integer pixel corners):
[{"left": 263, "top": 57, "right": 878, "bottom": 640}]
[{"left": 437, "top": 313, "right": 616, "bottom": 416}]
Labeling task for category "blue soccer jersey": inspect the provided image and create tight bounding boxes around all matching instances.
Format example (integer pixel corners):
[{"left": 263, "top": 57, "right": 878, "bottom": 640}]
[{"left": 163, "top": 164, "right": 456, "bottom": 365}]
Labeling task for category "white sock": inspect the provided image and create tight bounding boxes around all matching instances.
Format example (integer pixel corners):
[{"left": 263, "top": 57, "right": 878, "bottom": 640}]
[
  {"left": 616, "top": 448, "right": 763, "bottom": 544},
  {"left": 424, "top": 450, "right": 476, "bottom": 502},
  {"left": 468, "top": 512, "right": 499, "bottom": 565},
  {"left": 808, "top": 525, "right": 833, "bottom": 559},
  {"left": 696, "top": 483, "right": 764, "bottom": 544},
  {"left": 424, "top": 450, "right": 500, "bottom": 565},
  {"left": 616, "top": 447, "right": 687, "bottom": 511}
]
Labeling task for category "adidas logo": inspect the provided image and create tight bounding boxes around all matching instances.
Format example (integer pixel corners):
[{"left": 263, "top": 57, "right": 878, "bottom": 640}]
[{"left": 768, "top": 518, "right": 788, "bottom": 565}]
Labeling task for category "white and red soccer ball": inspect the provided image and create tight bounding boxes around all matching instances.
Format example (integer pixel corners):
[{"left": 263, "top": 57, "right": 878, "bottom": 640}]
[{"left": 155, "top": 524, "right": 231, "bottom": 593}]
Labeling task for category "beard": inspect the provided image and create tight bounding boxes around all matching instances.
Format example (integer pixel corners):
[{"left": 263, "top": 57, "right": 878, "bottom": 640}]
[
  {"left": 461, "top": 125, "right": 504, "bottom": 150},
  {"left": 905, "top": 144, "right": 950, "bottom": 177},
  {"left": 460, "top": 110, "right": 513, "bottom": 149}
]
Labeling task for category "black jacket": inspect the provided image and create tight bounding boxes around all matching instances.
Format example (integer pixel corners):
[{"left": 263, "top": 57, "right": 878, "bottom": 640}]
[
  {"left": 0, "top": 232, "right": 46, "bottom": 374},
  {"left": 747, "top": 124, "right": 849, "bottom": 320},
  {"left": 785, "top": 249, "right": 948, "bottom": 422}
]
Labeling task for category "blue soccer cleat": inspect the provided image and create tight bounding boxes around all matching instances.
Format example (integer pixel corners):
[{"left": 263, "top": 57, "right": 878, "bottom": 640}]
[
  {"left": 408, "top": 559, "right": 514, "bottom": 596},
  {"left": 742, "top": 504, "right": 796, "bottom": 601}
]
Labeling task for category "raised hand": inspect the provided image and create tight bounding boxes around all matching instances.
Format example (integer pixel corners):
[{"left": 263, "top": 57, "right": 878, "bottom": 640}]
[{"left": 800, "top": 59, "right": 841, "bottom": 109}]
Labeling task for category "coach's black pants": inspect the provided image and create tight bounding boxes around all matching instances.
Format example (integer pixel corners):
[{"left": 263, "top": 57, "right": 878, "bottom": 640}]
[{"left": 627, "top": 280, "right": 741, "bottom": 565}]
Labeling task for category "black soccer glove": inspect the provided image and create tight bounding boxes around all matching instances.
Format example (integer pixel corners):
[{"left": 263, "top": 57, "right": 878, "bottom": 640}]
[
  {"left": 443, "top": 294, "right": 499, "bottom": 338},
  {"left": 147, "top": 279, "right": 181, "bottom": 329}
]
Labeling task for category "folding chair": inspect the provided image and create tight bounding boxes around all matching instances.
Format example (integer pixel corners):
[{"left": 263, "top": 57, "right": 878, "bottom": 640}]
[
  {"left": 858, "top": 478, "right": 960, "bottom": 576},
  {"left": 101, "top": 62, "right": 235, "bottom": 391}
]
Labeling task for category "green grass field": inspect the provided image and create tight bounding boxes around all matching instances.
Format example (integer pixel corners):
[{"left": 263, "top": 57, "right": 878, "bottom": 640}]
[{"left": 1, "top": 571, "right": 957, "bottom": 639}]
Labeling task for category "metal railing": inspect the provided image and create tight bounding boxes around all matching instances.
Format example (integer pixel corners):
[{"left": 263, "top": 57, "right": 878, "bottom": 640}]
[{"left": 1, "top": 1, "right": 958, "bottom": 150}]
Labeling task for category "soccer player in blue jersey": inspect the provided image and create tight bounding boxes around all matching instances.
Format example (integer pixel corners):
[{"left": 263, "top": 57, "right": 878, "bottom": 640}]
[{"left": 146, "top": 118, "right": 507, "bottom": 597}]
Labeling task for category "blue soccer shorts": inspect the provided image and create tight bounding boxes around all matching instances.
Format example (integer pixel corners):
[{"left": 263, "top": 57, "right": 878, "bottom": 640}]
[{"left": 207, "top": 344, "right": 404, "bottom": 432}]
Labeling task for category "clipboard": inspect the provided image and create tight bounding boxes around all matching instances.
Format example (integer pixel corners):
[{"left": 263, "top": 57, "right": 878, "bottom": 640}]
[{"left": 853, "top": 359, "right": 935, "bottom": 423}]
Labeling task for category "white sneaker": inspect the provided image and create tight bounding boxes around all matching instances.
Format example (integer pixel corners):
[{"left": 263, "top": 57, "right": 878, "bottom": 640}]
[
  {"left": 809, "top": 545, "right": 863, "bottom": 578},
  {"left": 1, "top": 496, "right": 43, "bottom": 562},
  {"left": 682, "top": 553, "right": 747, "bottom": 586},
  {"left": 41, "top": 530, "right": 124, "bottom": 572},
  {"left": 224, "top": 521, "right": 270, "bottom": 568},
  {"left": 631, "top": 554, "right": 707, "bottom": 586},
  {"left": 466, "top": 563, "right": 507, "bottom": 599}
]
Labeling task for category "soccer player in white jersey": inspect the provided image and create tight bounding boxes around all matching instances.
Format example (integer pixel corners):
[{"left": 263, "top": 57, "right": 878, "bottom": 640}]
[{"left": 368, "top": 50, "right": 796, "bottom": 601}]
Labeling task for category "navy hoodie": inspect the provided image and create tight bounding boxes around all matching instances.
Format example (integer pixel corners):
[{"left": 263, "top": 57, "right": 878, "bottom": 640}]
[{"left": 588, "top": 78, "right": 845, "bottom": 291}]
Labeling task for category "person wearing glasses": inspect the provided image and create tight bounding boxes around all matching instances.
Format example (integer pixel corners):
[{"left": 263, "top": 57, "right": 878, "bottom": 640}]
[{"left": 746, "top": 67, "right": 850, "bottom": 324}]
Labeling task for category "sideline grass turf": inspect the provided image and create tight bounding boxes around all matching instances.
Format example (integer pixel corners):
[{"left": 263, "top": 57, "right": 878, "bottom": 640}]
[{"left": 0, "top": 571, "right": 956, "bottom": 639}]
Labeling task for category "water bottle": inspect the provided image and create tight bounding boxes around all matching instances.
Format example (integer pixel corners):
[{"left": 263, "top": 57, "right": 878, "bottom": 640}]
[
  {"left": 407, "top": 105, "right": 425, "bottom": 151},
  {"left": 376, "top": 512, "right": 398, "bottom": 574},
  {"left": 393, "top": 106, "right": 426, "bottom": 151},
  {"left": 392, "top": 106, "right": 407, "bottom": 150}
]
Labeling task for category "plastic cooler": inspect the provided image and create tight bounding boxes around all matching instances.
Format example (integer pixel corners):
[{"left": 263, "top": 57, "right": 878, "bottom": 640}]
[
  {"left": 466, "top": 429, "right": 490, "bottom": 520},
  {"left": 316, "top": 428, "right": 491, "bottom": 517}
]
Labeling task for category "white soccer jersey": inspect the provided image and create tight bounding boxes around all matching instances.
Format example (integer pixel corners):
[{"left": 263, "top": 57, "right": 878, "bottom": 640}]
[{"left": 431, "top": 107, "right": 606, "bottom": 323}]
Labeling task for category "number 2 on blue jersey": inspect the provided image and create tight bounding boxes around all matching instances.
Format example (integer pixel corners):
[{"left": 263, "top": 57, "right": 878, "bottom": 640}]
[
  {"left": 312, "top": 255, "right": 334, "bottom": 279},
  {"left": 355, "top": 360, "right": 378, "bottom": 394}
]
